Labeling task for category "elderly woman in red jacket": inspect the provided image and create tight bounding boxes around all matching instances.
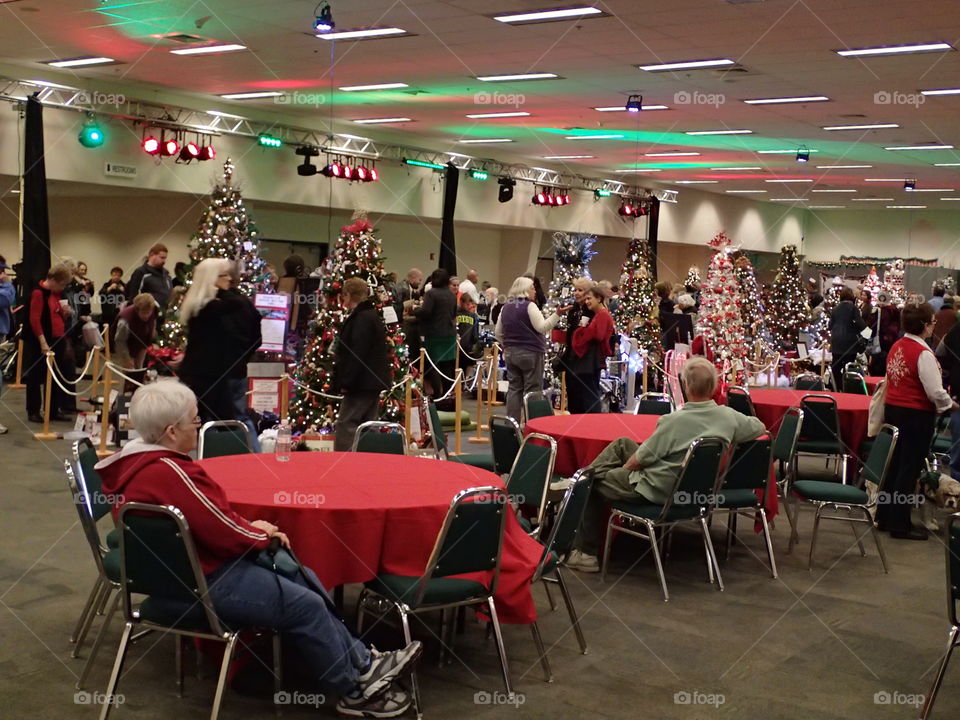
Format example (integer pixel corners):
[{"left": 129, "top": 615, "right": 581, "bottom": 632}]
[{"left": 569, "top": 287, "right": 615, "bottom": 413}]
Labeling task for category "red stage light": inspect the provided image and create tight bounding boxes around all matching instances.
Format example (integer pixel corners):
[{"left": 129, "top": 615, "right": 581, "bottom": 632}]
[
  {"left": 355, "top": 166, "right": 368, "bottom": 181},
  {"left": 200, "top": 145, "right": 215, "bottom": 161},
  {"left": 368, "top": 167, "right": 379, "bottom": 182},
  {"left": 160, "top": 138, "right": 179, "bottom": 156},
  {"left": 343, "top": 164, "right": 354, "bottom": 180},
  {"left": 534, "top": 192, "right": 546, "bottom": 205},
  {"left": 142, "top": 136, "right": 160, "bottom": 155},
  {"left": 619, "top": 202, "right": 634, "bottom": 216}
]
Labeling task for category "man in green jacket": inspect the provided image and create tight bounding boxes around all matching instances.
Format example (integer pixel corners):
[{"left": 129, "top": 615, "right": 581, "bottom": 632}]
[{"left": 566, "top": 357, "right": 766, "bottom": 572}]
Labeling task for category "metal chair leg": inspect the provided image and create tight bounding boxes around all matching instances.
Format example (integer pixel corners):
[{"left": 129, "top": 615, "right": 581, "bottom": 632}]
[
  {"left": 78, "top": 587, "right": 119, "bottom": 690},
  {"left": 400, "top": 610, "right": 422, "bottom": 720},
  {"left": 700, "top": 517, "right": 724, "bottom": 592},
  {"left": 808, "top": 505, "right": 824, "bottom": 570},
  {"left": 786, "top": 497, "right": 800, "bottom": 554},
  {"left": 600, "top": 517, "right": 617, "bottom": 582},
  {"left": 759, "top": 509, "right": 778, "bottom": 579},
  {"left": 98, "top": 621, "right": 133, "bottom": 720},
  {"left": 176, "top": 636, "right": 185, "bottom": 697},
  {"left": 919, "top": 626, "right": 960, "bottom": 720},
  {"left": 71, "top": 577, "right": 104, "bottom": 645},
  {"left": 648, "top": 523, "right": 670, "bottom": 602},
  {"left": 849, "top": 509, "right": 867, "bottom": 557},
  {"left": 487, "top": 598, "right": 514, "bottom": 698},
  {"left": 529, "top": 622, "right": 552, "bottom": 682},
  {"left": 73, "top": 580, "right": 109, "bottom": 658},
  {"left": 724, "top": 512, "right": 734, "bottom": 561},
  {"left": 864, "top": 507, "right": 889, "bottom": 574},
  {"left": 702, "top": 525, "right": 716, "bottom": 584},
  {"left": 272, "top": 633, "right": 283, "bottom": 717},
  {"left": 355, "top": 588, "right": 368, "bottom": 635},
  {"left": 554, "top": 570, "right": 587, "bottom": 654},
  {"left": 209, "top": 634, "right": 238, "bottom": 720},
  {"left": 542, "top": 581, "right": 557, "bottom": 612}
]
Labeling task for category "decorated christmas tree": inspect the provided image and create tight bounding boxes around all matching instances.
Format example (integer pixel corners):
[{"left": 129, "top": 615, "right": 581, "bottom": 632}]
[
  {"left": 155, "top": 158, "right": 267, "bottom": 349},
  {"left": 863, "top": 266, "right": 882, "bottom": 299},
  {"left": 883, "top": 259, "right": 906, "bottom": 306},
  {"left": 546, "top": 231, "right": 597, "bottom": 325},
  {"left": 289, "top": 216, "right": 407, "bottom": 433},
  {"left": 696, "top": 231, "right": 748, "bottom": 366},
  {"left": 685, "top": 266, "right": 701, "bottom": 289},
  {"left": 766, "top": 244, "right": 810, "bottom": 349},
  {"left": 733, "top": 255, "right": 772, "bottom": 350},
  {"left": 615, "top": 237, "right": 660, "bottom": 356},
  {"left": 812, "top": 276, "right": 845, "bottom": 346}
]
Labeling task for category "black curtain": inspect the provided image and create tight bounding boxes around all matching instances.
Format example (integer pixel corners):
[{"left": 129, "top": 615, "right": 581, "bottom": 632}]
[
  {"left": 647, "top": 197, "right": 660, "bottom": 282},
  {"left": 21, "top": 94, "right": 51, "bottom": 290},
  {"left": 438, "top": 162, "right": 459, "bottom": 275}
]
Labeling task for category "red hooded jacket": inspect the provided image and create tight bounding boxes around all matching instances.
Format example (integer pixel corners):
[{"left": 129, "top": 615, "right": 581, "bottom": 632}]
[{"left": 96, "top": 440, "right": 269, "bottom": 575}]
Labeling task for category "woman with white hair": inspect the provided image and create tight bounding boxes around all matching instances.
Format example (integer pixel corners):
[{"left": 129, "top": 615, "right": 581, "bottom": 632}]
[
  {"left": 495, "top": 276, "right": 569, "bottom": 422},
  {"left": 177, "top": 258, "right": 238, "bottom": 422}
]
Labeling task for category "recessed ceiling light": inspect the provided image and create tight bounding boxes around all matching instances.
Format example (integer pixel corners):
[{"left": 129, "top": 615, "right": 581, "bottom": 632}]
[
  {"left": 710, "top": 166, "right": 762, "bottom": 171},
  {"left": 316, "top": 27, "right": 409, "bottom": 40},
  {"left": 770, "top": 198, "right": 809, "bottom": 201},
  {"left": 542, "top": 155, "right": 594, "bottom": 159},
  {"left": 685, "top": 129, "right": 752, "bottom": 135},
  {"left": 613, "top": 169, "right": 662, "bottom": 173},
  {"left": 459, "top": 138, "right": 513, "bottom": 143},
  {"left": 476, "top": 73, "right": 559, "bottom": 82},
  {"left": 353, "top": 117, "right": 413, "bottom": 124},
  {"left": 902, "top": 188, "right": 955, "bottom": 192},
  {"left": 885, "top": 144, "right": 954, "bottom": 150},
  {"left": 725, "top": 189, "right": 767, "bottom": 193},
  {"left": 886, "top": 205, "right": 927, "bottom": 209},
  {"left": 465, "top": 111, "right": 531, "bottom": 118},
  {"left": 758, "top": 149, "right": 820, "bottom": 154},
  {"left": 941, "top": 197, "right": 960, "bottom": 201},
  {"left": 674, "top": 180, "right": 718, "bottom": 184},
  {"left": 822, "top": 123, "right": 899, "bottom": 131},
  {"left": 564, "top": 134, "right": 624, "bottom": 140},
  {"left": 45, "top": 56, "right": 116, "bottom": 68},
  {"left": 811, "top": 189, "right": 857, "bottom": 193},
  {"left": 865, "top": 178, "right": 912, "bottom": 182},
  {"left": 816, "top": 164, "right": 873, "bottom": 169},
  {"left": 594, "top": 104, "right": 669, "bottom": 111},
  {"left": 219, "top": 91, "right": 284, "bottom": 99},
  {"left": 851, "top": 197, "right": 894, "bottom": 201},
  {"left": 765, "top": 179, "right": 813, "bottom": 183},
  {"left": 170, "top": 44, "right": 246, "bottom": 55},
  {"left": 921, "top": 88, "right": 960, "bottom": 96},
  {"left": 644, "top": 151, "right": 700, "bottom": 157},
  {"left": 743, "top": 95, "right": 829, "bottom": 104},
  {"left": 638, "top": 58, "right": 736, "bottom": 72},
  {"left": 339, "top": 82, "right": 409, "bottom": 91},
  {"left": 493, "top": 6, "right": 604, "bottom": 23},
  {"left": 24, "top": 79, "right": 77, "bottom": 90},
  {"left": 934, "top": 163, "right": 960, "bottom": 166},
  {"left": 836, "top": 42, "right": 952, "bottom": 57}
]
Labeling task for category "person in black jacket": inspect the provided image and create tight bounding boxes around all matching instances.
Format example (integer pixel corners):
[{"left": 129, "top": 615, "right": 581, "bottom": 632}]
[
  {"left": 334, "top": 277, "right": 389, "bottom": 451},
  {"left": 222, "top": 261, "right": 263, "bottom": 447},
  {"left": 127, "top": 242, "right": 173, "bottom": 310},
  {"left": 411, "top": 269, "right": 457, "bottom": 397},
  {"left": 99, "top": 266, "right": 127, "bottom": 327},
  {"left": 829, "top": 286, "right": 867, "bottom": 389}
]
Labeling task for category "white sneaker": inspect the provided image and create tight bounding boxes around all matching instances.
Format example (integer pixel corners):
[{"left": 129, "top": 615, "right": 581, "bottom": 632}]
[
  {"left": 549, "top": 477, "right": 573, "bottom": 492},
  {"left": 0, "top": 423, "right": 7, "bottom": 435},
  {"left": 565, "top": 550, "right": 599, "bottom": 573}
]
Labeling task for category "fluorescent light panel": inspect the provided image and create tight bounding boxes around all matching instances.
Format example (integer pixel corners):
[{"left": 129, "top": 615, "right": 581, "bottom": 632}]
[
  {"left": 170, "top": 44, "right": 246, "bottom": 55},
  {"left": 887, "top": 205, "right": 927, "bottom": 208},
  {"left": 638, "top": 58, "right": 735, "bottom": 71},
  {"left": 353, "top": 117, "right": 412, "bottom": 123},
  {"left": 476, "top": 73, "right": 558, "bottom": 82},
  {"left": 710, "top": 166, "right": 762, "bottom": 170},
  {"left": 765, "top": 179, "right": 813, "bottom": 183},
  {"left": 339, "top": 82, "right": 409, "bottom": 91},
  {"left": 494, "top": 7, "right": 604, "bottom": 23},
  {"left": 685, "top": 129, "right": 752, "bottom": 135},
  {"left": 865, "top": 178, "right": 911, "bottom": 181},
  {"left": 836, "top": 42, "right": 952, "bottom": 57},
  {"left": 465, "top": 111, "right": 530, "bottom": 118},
  {"left": 594, "top": 105, "right": 669, "bottom": 111},
  {"left": 851, "top": 198, "right": 894, "bottom": 201},
  {"left": 613, "top": 169, "right": 661, "bottom": 173},
  {"left": 644, "top": 151, "right": 700, "bottom": 157},
  {"left": 758, "top": 149, "right": 819, "bottom": 154},
  {"left": 885, "top": 144, "right": 954, "bottom": 150},
  {"left": 725, "top": 189, "right": 767, "bottom": 193},
  {"left": 822, "top": 123, "right": 899, "bottom": 130},
  {"left": 921, "top": 88, "right": 960, "bottom": 96},
  {"left": 904, "top": 188, "right": 954, "bottom": 192},
  {"left": 219, "top": 91, "right": 283, "bottom": 99},
  {"left": 459, "top": 138, "right": 513, "bottom": 143},
  {"left": 317, "top": 28, "right": 408, "bottom": 40},
  {"left": 743, "top": 95, "right": 829, "bottom": 104},
  {"left": 811, "top": 189, "right": 856, "bottom": 193},
  {"left": 45, "top": 56, "right": 115, "bottom": 67},
  {"left": 542, "top": 155, "right": 594, "bottom": 159},
  {"left": 674, "top": 180, "right": 718, "bottom": 184},
  {"left": 816, "top": 164, "right": 872, "bottom": 169},
  {"left": 25, "top": 79, "right": 76, "bottom": 89},
  {"left": 934, "top": 163, "right": 960, "bottom": 166},
  {"left": 565, "top": 134, "right": 623, "bottom": 140}
]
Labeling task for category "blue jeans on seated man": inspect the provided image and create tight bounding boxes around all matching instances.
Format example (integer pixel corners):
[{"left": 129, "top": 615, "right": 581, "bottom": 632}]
[
  {"left": 949, "top": 409, "right": 960, "bottom": 481},
  {"left": 206, "top": 558, "right": 370, "bottom": 695}
]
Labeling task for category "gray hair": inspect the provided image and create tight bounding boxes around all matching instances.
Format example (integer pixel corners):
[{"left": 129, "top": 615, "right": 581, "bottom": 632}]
[
  {"left": 180, "top": 258, "right": 230, "bottom": 323},
  {"left": 681, "top": 357, "right": 718, "bottom": 399},
  {"left": 508, "top": 276, "right": 534, "bottom": 299},
  {"left": 129, "top": 379, "right": 197, "bottom": 444}
]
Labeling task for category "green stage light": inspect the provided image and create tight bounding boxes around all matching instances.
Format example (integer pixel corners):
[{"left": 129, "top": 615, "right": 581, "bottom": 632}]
[
  {"left": 594, "top": 189, "right": 612, "bottom": 198},
  {"left": 469, "top": 169, "right": 489, "bottom": 180},
  {"left": 258, "top": 133, "right": 283, "bottom": 148},
  {"left": 78, "top": 121, "right": 104, "bottom": 148},
  {"left": 403, "top": 158, "right": 445, "bottom": 170}
]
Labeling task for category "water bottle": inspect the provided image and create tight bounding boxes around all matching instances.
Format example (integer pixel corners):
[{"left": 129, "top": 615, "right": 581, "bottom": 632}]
[{"left": 275, "top": 422, "right": 292, "bottom": 462}]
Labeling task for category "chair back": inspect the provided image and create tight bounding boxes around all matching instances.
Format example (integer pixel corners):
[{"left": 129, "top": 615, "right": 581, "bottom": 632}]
[
  {"left": 506, "top": 433, "right": 557, "bottom": 529},
  {"left": 411, "top": 487, "right": 508, "bottom": 607},
  {"left": 117, "top": 502, "right": 225, "bottom": 635},
  {"left": 523, "top": 392, "right": 554, "bottom": 422},
  {"left": 74, "top": 438, "right": 111, "bottom": 522},
  {"left": 844, "top": 361, "right": 868, "bottom": 376},
  {"left": 657, "top": 437, "right": 727, "bottom": 520},
  {"left": 841, "top": 371, "right": 868, "bottom": 395},
  {"left": 773, "top": 407, "right": 804, "bottom": 464},
  {"left": 721, "top": 435, "right": 773, "bottom": 495},
  {"left": 198, "top": 420, "right": 253, "bottom": 459},
  {"left": 798, "top": 394, "right": 841, "bottom": 443},
  {"left": 860, "top": 423, "right": 898, "bottom": 492},
  {"left": 794, "top": 373, "right": 825, "bottom": 391},
  {"left": 65, "top": 460, "right": 110, "bottom": 572},
  {"left": 634, "top": 392, "right": 674, "bottom": 416},
  {"left": 946, "top": 512, "right": 960, "bottom": 627},
  {"left": 534, "top": 470, "right": 591, "bottom": 581},
  {"left": 490, "top": 415, "right": 522, "bottom": 475},
  {"left": 424, "top": 398, "right": 449, "bottom": 459},
  {"left": 726, "top": 386, "right": 756, "bottom": 416},
  {"left": 352, "top": 421, "right": 407, "bottom": 455}
]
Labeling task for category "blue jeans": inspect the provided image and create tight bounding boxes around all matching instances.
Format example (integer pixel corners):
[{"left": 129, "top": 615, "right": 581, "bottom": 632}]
[
  {"left": 207, "top": 559, "right": 369, "bottom": 695},
  {"left": 950, "top": 410, "right": 960, "bottom": 481}
]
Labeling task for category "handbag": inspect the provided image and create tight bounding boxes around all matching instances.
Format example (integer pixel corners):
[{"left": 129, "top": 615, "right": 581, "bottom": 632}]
[
  {"left": 867, "top": 378, "right": 886, "bottom": 437},
  {"left": 255, "top": 540, "right": 303, "bottom": 580}
]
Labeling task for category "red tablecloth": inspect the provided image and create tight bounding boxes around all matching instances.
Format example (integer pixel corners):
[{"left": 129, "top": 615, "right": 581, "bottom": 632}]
[
  {"left": 200, "top": 452, "right": 543, "bottom": 624},
  {"left": 864, "top": 376, "right": 884, "bottom": 394},
  {"left": 525, "top": 414, "right": 661, "bottom": 476},
  {"left": 750, "top": 388, "right": 872, "bottom": 454}
]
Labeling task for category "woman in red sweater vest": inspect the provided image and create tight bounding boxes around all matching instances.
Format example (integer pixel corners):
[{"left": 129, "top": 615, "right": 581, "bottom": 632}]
[
  {"left": 880, "top": 303, "right": 956, "bottom": 539},
  {"left": 570, "top": 287, "right": 615, "bottom": 413}
]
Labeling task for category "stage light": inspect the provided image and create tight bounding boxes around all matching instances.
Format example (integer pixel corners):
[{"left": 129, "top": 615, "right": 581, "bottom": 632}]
[
  {"left": 321, "top": 161, "right": 342, "bottom": 177},
  {"left": 403, "top": 158, "right": 446, "bottom": 170},
  {"left": 258, "top": 133, "right": 283, "bottom": 148},
  {"left": 179, "top": 142, "right": 201, "bottom": 161},
  {"left": 498, "top": 177, "right": 516, "bottom": 203},
  {"left": 533, "top": 191, "right": 547, "bottom": 205},
  {"left": 343, "top": 164, "right": 354, "bottom": 180},
  {"left": 796, "top": 148, "right": 810, "bottom": 163},
  {"left": 78, "top": 120, "right": 104, "bottom": 148},
  {"left": 469, "top": 169, "right": 489, "bottom": 181},
  {"left": 200, "top": 144, "right": 215, "bottom": 161},
  {"left": 368, "top": 167, "right": 379, "bottom": 181},
  {"left": 905, "top": 179, "right": 916, "bottom": 191},
  {"left": 160, "top": 136, "right": 179, "bottom": 157},
  {"left": 142, "top": 136, "right": 160, "bottom": 155},
  {"left": 313, "top": 2, "right": 334, "bottom": 32},
  {"left": 355, "top": 166, "right": 368, "bottom": 181},
  {"left": 594, "top": 189, "right": 612, "bottom": 198},
  {"left": 618, "top": 201, "right": 635, "bottom": 216},
  {"left": 626, "top": 94, "right": 643, "bottom": 113}
]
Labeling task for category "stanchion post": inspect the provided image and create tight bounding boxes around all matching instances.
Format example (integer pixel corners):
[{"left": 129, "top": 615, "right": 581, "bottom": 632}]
[
  {"left": 560, "top": 371, "right": 567, "bottom": 414},
  {"left": 97, "top": 364, "right": 113, "bottom": 457},
  {"left": 10, "top": 339, "right": 26, "bottom": 389},
  {"left": 452, "top": 370, "right": 463, "bottom": 456},
  {"left": 89, "top": 346, "right": 101, "bottom": 408},
  {"left": 642, "top": 354, "right": 649, "bottom": 395},
  {"left": 418, "top": 348, "right": 425, "bottom": 383},
  {"left": 33, "top": 352, "right": 58, "bottom": 440},
  {"left": 404, "top": 376, "right": 414, "bottom": 444},
  {"left": 102, "top": 323, "right": 112, "bottom": 362},
  {"left": 485, "top": 347, "right": 497, "bottom": 428},
  {"left": 469, "top": 351, "right": 490, "bottom": 444},
  {"left": 279, "top": 374, "right": 290, "bottom": 423},
  {"left": 490, "top": 344, "right": 503, "bottom": 406}
]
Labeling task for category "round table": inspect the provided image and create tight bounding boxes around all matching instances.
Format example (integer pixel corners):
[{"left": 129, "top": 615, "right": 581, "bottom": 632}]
[
  {"left": 525, "top": 413, "right": 661, "bottom": 476},
  {"left": 749, "top": 388, "right": 872, "bottom": 452},
  {"left": 200, "top": 452, "right": 543, "bottom": 624},
  {"left": 864, "top": 376, "right": 884, "bottom": 394}
]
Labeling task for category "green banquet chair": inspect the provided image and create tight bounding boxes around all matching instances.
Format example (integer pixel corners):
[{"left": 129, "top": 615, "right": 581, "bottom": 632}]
[
  {"left": 424, "top": 397, "right": 495, "bottom": 470},
  {"left": 726, "top": 386, "right": 756, "bottom": 417},
  {"left": 523, "top": 392, "right": 554, "bottom": 422},
  {"left": 795, "top": 393, "right": 850, "bottom": 485},
  {"left": 633, "top": 391, "right": 674, "bottom": 416},
  {"left": 197, "top": 420, "right": 253, "bottom": 459},
  {"left": 351, "top": 420, "right": 407, "bottom": 455}
]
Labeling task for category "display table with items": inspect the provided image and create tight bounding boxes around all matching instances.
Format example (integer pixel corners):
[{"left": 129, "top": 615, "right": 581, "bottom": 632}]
[{"left": 201, "top": 452, "right": 542, "bottom": 623}]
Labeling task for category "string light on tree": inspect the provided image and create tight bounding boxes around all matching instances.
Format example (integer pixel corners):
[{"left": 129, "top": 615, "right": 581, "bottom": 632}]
[
  {"left": 545, "top": 231, "right": 597, "bottom": 391},
  {"left": 615, "top": 237, "right": 661, "bottom": 357},
  {"left": 863, "top": 265, "right": 883, "bottom": 299},
  {"left": 766, "top": 244, "right": 810, "bottom": 349},
  {"left": 733, "top": 254, "right": 772, "bottom": 351},
  {"left": 696, "top": 231, "right": 748, "bottom": 371},
  {"left": 883, "top": 258, "right": 906, "bottom": 306}
]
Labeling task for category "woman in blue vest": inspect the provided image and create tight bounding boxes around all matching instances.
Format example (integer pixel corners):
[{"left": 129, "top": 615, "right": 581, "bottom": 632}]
[{"left": 495, "top": 276, "right": 569, "bottom": 422}]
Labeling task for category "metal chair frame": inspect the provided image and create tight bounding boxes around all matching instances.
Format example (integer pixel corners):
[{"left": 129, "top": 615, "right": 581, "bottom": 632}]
[
  {"left": 841, "top": 371, "right": 868, "bottom": 395},
  {"left": 774, "top": 407, "right": 804, "bottom": 499},
  {"left": 197, "top": 420, "right": 253, "bottom": 460},
  {"left": 794, "top": 373, "right": 826, "bottom": 391},
  {"left": 489, "top": 415, "right": 523, "bottom": 476},
  {"left": 423, "top": 397, "right": 451, "bottom": 460},
  {"left": 600, "top": 437, "right": 729, "bottom": 602},
  {"left": 919, "top": 512, "right": 960, "bottom": 719},
  {"left": 633, "top": 392, "right": 675, "bottom": 415},
  {"left": 350, "top": 420, "right": 408, "bottom": 454},
  {"left": 796, "top": 393, "right": 851, "bottom": 485},
  {"left": 726, "top": 386, "right": 756, "bottom": 416},
  {"left": 523, "top": 391, "right": 554, "bottom": 424},
  {"left": 505, "top": 432, "right": 558, "bottom": 536}
]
